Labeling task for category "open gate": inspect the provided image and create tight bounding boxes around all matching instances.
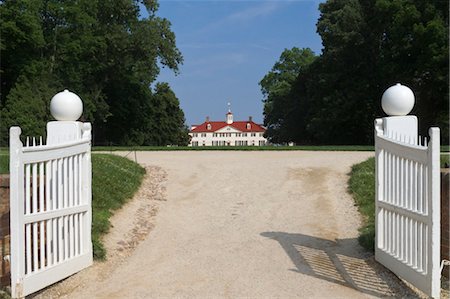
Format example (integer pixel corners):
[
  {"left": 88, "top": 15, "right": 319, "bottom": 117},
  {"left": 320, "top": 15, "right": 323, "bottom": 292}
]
[
  {"left": 374, "top": 118, "right": 440, "bottom": 298},
  {"left": 9, "top": 123, "right": 93, "bottom": 298}
]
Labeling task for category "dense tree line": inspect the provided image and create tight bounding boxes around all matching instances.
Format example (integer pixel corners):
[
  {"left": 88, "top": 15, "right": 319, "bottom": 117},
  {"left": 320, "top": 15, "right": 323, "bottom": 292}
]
[
  {"left": 261, "top": 0, "right": 448, "bottom": 145},
  {"left": 1, "top": 0, "right": 189, "bottom": 146}
]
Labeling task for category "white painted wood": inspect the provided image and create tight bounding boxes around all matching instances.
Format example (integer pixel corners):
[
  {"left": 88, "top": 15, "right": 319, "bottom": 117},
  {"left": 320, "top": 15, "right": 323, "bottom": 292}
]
[
  {"left": 22, "top": 254, "right": 92, "bottom": 296},
  {"left": 428, "top": 127, "right": 440, "bottom": 298},
  {"left": 74, "top": 213, "right": 79, "bottom": 256},
  {"left": 39, "top": 163, "right": 45, "bottom": 269},
  {"left": 45, "top": 161, "right": 51, "bottom": 267},
  {"left": 375, "top": 118, "right": 440, "bottom": 298},
  {"left": 23, "top": 205, "right": 89, "bottom": 224},
  {"left": 10, "top": 127, "right": 25, "bottom": 297},
  {"left": 9, "top": 123, "right": 93, "bottom": 298}
]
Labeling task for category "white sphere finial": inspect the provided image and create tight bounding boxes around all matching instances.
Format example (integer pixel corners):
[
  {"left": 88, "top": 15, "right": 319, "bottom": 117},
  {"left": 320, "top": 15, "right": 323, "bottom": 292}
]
[
  {"left": 381, "top": 83, "right": 415, "bottom": 116},
  {"left": 50, "top": 89, "right": 83, "bottom": 121}
]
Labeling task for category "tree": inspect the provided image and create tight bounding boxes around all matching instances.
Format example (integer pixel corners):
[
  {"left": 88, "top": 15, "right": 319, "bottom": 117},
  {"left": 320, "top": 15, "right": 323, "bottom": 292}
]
[
  {"left": 259, "top": 47, "right": 316, "bottom": 143},
  {"left": 1, "top": 0, "right": 186, "bottom": 146},
  {"left": 374, "top": 0, "right": 449, "bottom": 142},
  {"left": 147, "top": 83, "right": 189, "bottom": 146},
  {"left": 261, "top": 0, "right": 448, "bottom": 145},
  {"left": 0, "top": 0, "right": 45, "bottom": 106},
  {"left": 0, "top": 74, "right": 55, "bottom": 141}
]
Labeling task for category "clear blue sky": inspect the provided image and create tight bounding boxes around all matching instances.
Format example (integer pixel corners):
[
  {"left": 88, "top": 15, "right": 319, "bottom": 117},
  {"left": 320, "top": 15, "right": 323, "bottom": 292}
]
[{"left": 144, "top": 0, "right": 323, "bottom": 126}]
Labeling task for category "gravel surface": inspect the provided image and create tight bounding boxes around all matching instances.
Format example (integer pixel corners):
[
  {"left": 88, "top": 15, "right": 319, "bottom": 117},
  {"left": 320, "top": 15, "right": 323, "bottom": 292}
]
[{"left": 33, "top": 151, "right": 423, "bottom": 298}]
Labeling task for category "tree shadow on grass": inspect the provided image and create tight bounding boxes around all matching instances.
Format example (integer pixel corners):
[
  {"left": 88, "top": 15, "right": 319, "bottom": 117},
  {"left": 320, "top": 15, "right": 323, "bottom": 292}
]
[{"left": 261, "top": 231, "right": 417, "bottom": 297}]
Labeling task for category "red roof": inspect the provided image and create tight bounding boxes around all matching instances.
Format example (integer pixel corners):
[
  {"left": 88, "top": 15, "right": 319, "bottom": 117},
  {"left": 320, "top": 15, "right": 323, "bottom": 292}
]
[{"left": 191, "top": 121, "right": 265, "bottom": 133}]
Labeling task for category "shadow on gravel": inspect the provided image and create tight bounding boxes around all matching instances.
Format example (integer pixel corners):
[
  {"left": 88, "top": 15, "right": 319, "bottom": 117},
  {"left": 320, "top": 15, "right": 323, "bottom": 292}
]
[{"left": 261, "top": 232, "right": 416, "bottom": 297}]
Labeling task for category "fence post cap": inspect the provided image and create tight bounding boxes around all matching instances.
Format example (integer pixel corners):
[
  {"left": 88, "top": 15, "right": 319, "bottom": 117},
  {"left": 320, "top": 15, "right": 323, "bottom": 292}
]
[
  {"left": 50, "top": 89, "right": 83, "bottom": 121},
  {"left": 381, "top": 83, "right": 415, "bottom": 116}
]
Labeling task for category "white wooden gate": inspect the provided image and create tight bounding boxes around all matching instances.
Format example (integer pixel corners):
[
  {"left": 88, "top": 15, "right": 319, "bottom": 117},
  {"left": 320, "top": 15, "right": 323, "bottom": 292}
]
[
  {"left": 9, "top": 124, "right": 93, "bottom": 298},
  {"left": 374, "top": 118, "right": 440, "bottom": 298}
]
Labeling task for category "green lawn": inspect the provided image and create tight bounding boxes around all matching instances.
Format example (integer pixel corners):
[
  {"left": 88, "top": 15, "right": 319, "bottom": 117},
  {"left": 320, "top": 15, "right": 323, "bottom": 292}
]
[
  {"left": 442, "top": 154, "right": 450, "bottom": 167},
  {"left": 91, "top": 154, "right": 145, "bottom": 259},
  {"left": 0, "top": 153, "right": 145, "bottom": 260},
  {"left": 348, "top": 158, "right": 376, "bottom": 250},
  {"left": 0, "top": 155, "right": 8, "bottom": 174},
  {"left": 93, "top": 145, "right": 375, "bottom": 151}
]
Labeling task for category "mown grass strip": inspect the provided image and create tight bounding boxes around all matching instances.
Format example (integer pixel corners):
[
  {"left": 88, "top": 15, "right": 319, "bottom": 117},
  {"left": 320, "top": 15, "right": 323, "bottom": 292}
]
[
  {"left": 0, "top": 155, "right": 8, "bottom": 175},
  {"left": 93, "top": 145, "right": 375, "bottom": 151},
  {"left": 348, "top": 157, "right": 376, "bottom": 250},
  {"left": 91, "top": 154, "right": 146, "bottom": 259},
  {"left": 442, "top": 154, "right": 450, "bottom": 167},
  {"left": 349, "top": 155, "right": 449, "bottom": 251},
  {"left": 0, "top": 153, "right": 145, "bottom": 260}
]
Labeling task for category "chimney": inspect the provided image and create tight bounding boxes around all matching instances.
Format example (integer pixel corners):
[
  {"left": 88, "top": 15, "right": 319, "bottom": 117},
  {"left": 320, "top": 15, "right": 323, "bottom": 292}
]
[
  {"left": 249, "top": 116, "right": 253, "bottom": 122},
  {"left": 206, "top": 116, "right": 210, "bottom": 122}
]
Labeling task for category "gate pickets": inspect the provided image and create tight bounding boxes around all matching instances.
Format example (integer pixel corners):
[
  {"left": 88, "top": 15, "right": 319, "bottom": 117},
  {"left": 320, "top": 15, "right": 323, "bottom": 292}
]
[
  {"left": 375, "top": 118, "right": 440, "bottom": 298},
  {"left": 9, "top": 123, "right": 93, "bottom": 298}
]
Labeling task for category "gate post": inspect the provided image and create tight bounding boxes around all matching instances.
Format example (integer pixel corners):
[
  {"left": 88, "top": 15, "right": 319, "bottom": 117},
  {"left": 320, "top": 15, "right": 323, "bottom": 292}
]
[
  {"left": 9, "top": 89, "right": 93, "bottom": 298},
  {"left": 375, "top": 83, "right": 441, "bottom": 298},
  {"left": 9, "top": 127, "right": 24, "bottom": 298},
  {"left": 429, "top": 127, "right": 441, "bottom": 298}
]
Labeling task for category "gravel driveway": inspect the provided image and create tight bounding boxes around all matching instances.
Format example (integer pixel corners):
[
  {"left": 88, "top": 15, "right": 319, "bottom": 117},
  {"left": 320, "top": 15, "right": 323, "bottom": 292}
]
[{"left": 34, "top": 151, "right": 419, "bottom": 298}]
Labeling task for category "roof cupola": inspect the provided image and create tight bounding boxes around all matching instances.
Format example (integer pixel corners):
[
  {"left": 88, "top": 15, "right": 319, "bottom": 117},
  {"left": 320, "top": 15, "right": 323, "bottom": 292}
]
[{"left": 226, "top": 102, "right": 233, "bottom": 124}]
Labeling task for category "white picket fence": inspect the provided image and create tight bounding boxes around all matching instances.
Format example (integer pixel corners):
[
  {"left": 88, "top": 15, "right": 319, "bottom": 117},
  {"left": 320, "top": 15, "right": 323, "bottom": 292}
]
[
  {"left": 9, "top": 124, "right": 93, "bottom": 298},
  {"left": 374, "top": 118, "right": 440, "bottom": 298}
]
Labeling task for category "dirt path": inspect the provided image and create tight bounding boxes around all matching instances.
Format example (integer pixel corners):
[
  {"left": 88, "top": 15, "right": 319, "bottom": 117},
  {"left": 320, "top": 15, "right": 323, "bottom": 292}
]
[{"left": 35, "top": 151, "right": 418, "bottom": 298}]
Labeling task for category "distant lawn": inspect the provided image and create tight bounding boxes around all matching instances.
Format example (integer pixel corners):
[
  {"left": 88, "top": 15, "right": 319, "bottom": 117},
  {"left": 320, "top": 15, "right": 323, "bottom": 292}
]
[
  {"left": 3, "top": 144, "right": 448, "bottom": 152},
  {"left": 442, "top": 154, "right": 450, "bottom": 167},
  {"left": 0, "top": 155, "right": 8, "bottom": 174},
  {"left": 0, "top": 153, "right": 145, "bottom": 260},
  {"left": 349, "top": 155, "right": 449, "bottom": 251},
  {"left": 93, "top": 145, "right": 375, "bottom": 151}
]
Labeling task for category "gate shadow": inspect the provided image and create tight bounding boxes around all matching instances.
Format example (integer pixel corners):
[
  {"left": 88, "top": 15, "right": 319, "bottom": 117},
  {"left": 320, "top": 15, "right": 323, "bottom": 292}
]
[{"left": 261, "top": 231, "right": 415, "bottom": 297}]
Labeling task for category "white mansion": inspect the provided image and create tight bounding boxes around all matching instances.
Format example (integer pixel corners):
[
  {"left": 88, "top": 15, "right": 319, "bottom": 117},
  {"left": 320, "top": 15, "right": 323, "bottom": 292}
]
[{"left": 189, "top": 110, "right": 268, "bottom": 146}]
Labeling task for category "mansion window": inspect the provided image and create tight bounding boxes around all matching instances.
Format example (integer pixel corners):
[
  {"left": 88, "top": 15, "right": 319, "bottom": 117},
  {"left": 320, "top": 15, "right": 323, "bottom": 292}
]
[
  {"left": 242, "top": 133, "right": 247, "bottom": 137},
  {"left": 207, "top": 124, "right": 212, "bottom": 130},
  {"left": 235, "top": 140, "right": 248, "bottom": 146},
  {"left": 192, "top": 141, "right": 199, "bottom": 146},
  {"left": 259, "top": 140, "right": 266, "bottom": 146},
  {"left": 236, "top": 133, "right": 241, "bottom": 137},
  {"left": 251, "top": 133, "right": 256, "bottom": 137},
  {"left": 193, "top": 133, "right": 198, "bottom": 137},
  {"left": 259, "top": 133, "right": 264, "bottom": 137},
  {"left": 201, "top": 133, "right": 207, "bottom": 137}
]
